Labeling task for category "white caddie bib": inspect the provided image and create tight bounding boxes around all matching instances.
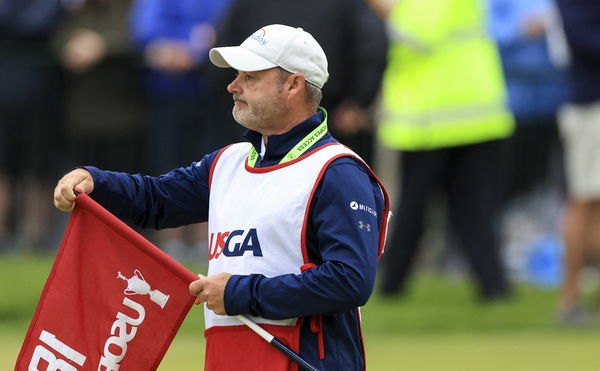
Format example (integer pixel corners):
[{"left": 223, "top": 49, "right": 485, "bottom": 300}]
[{"left": 205, "top": 142, "right": 359, "bottom": 329}]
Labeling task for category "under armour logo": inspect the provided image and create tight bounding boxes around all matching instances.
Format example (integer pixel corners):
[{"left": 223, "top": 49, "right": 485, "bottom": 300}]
[{"left": 358, "top": 221, "right": 371, "bottom": 232}]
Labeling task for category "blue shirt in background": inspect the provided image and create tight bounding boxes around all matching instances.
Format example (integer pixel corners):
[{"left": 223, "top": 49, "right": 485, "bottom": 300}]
[
  {"left": 487, "top": 0, "right": 566, "bottom": 122},
  {"left": 129, "top": 0, "right": 232, "bottom": 96}
]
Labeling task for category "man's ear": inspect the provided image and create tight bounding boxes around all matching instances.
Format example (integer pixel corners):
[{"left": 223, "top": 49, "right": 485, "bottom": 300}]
[{"left": 286, "top": 73, "right": 306, "bottom": 99}]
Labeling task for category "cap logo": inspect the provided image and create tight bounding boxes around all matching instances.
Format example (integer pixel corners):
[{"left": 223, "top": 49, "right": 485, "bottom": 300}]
[{"left": 250, "top": 28, "right": 268, "bottom": 46}]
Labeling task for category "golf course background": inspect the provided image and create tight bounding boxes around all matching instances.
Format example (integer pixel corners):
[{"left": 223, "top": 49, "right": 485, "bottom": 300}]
[{"left": 2, "top": 253, "right": 599, "bottom": 370}]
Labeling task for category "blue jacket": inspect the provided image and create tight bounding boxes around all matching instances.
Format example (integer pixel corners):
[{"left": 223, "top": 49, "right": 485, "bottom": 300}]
[
  {"left": 129, "top": 0, "right": 232, "bottom": 96},
  {"left": 487, "top": 0, "right": 566, "bottom": 122},
  {"left": 84, "top": 110, "right": 387, "bottom": 370}
]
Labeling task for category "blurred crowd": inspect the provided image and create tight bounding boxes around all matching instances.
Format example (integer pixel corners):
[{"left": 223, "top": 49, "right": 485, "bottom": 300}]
[{"left": 1, "top": 0, "right": 598, "bottom": 321}]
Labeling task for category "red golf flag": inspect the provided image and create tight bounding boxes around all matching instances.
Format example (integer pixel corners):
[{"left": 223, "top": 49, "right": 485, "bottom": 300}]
[{"left": 15, "top": 194, "right": 199, "bottom": 370}]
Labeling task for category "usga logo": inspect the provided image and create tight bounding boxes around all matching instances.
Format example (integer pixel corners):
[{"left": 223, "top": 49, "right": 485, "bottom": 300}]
[
  {"left": 99, "top": 270, "right": 169, "bottom": 370},
  {"left": 26, "top": 270, "right": 169, "bottom": 370},
  {"left": 209, "top": 228, "right": 263, "bottom": 260}
]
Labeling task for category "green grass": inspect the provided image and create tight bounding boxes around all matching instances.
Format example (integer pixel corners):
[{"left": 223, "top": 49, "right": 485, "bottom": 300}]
[{"left": 2, "top": 253, "right": 600, "bottom": 370}]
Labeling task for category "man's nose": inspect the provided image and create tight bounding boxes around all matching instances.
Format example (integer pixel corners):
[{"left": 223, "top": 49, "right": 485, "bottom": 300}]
[{"left": 227, "top": 76, "right": 241, "bottom": 94}]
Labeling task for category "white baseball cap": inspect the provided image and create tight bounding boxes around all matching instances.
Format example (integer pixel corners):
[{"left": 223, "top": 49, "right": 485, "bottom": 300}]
[{"left": 209, "top": 24, "right": 329, "bottom": 89}]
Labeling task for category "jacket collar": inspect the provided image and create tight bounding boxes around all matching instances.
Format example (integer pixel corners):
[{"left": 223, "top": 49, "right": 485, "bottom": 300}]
[{"left": 243, "top": 110, "right": 328, "bottom": 167}]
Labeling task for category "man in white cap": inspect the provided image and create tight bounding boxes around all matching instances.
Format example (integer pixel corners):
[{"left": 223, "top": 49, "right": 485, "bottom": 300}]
[{"left": 54, "top": 24, "right": 389, "bottom": 370}]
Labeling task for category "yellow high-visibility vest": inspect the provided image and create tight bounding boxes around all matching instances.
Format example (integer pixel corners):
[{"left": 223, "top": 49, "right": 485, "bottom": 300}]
[{"left": 378, "top": 0, "right": 514, "bottom": 151}]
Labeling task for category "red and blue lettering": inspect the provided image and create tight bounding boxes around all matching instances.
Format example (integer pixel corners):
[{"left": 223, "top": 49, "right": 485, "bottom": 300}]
[{"left": 208, "top": 228, "right": 262, "bottom": 260}]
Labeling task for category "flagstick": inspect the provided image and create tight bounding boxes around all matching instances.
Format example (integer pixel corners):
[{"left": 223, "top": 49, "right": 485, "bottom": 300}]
[{"left": 236, "top": 315, "right": 320, "bottom": 371}]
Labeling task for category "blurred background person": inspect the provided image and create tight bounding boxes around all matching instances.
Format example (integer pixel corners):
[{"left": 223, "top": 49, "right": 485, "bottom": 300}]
[
  {"left": 129, "top": 0, "right": 234, "bottom": 260},
  {"left": 0, "top": 0, "right": 66, "bottom": 250},
  {"left": 555, "top": 0, "right": 600, "bottom": 323},
  {"left": 487, "top": 0, "right": 568, "bottom": 290},
  {"left": 488, "top": 0, "right": 566, "bottom": 205},
  {"left": 54, "top": 0, "right": 144, "bottom": 173},
  {"left": 378, "top": 0, "right": 515, "bottom": 302},
  {"left": 207, "top": 0, "right": 389, "bottom": 167}
]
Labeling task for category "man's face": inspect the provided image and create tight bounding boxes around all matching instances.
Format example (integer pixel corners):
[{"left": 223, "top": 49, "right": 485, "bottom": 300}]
[{"left": 227, "top": 68, "right": 288, "bottom": 134}]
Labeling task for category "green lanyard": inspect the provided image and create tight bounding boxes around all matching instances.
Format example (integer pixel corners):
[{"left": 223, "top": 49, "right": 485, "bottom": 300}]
[{"left": 247, "top": 107, "right": 328, "bottom": 167}]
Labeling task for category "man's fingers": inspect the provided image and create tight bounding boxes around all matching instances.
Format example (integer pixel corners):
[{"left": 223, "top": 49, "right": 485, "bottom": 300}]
[
  {"left": 53, "top": 169, "right": 94, "bottom": 212},
  {"left": 189, "top": 273, "right": 230, "bottom": 314},
  {"left": 54, "top": 179, "right": 78, "bottom": 211},
  {"left": 190, "top": 274, "right": 207, "bottom": 305},
  {"left": 73, "top": 174, "right": 94, "bottom": 194},
  {"left": 54, "top": 181, "right": 76, "bottom": 211},
  {"left": 189, "top": 275, "right": 206, "bottom": 296}
]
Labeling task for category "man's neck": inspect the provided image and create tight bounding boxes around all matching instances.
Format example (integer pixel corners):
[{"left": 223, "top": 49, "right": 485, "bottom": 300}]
[
  {"left": 262, "top": 108, "right": 318, "bottom": 147},
  {"left": 264, "top": 108, "right": 315, "bottom": 136}
]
